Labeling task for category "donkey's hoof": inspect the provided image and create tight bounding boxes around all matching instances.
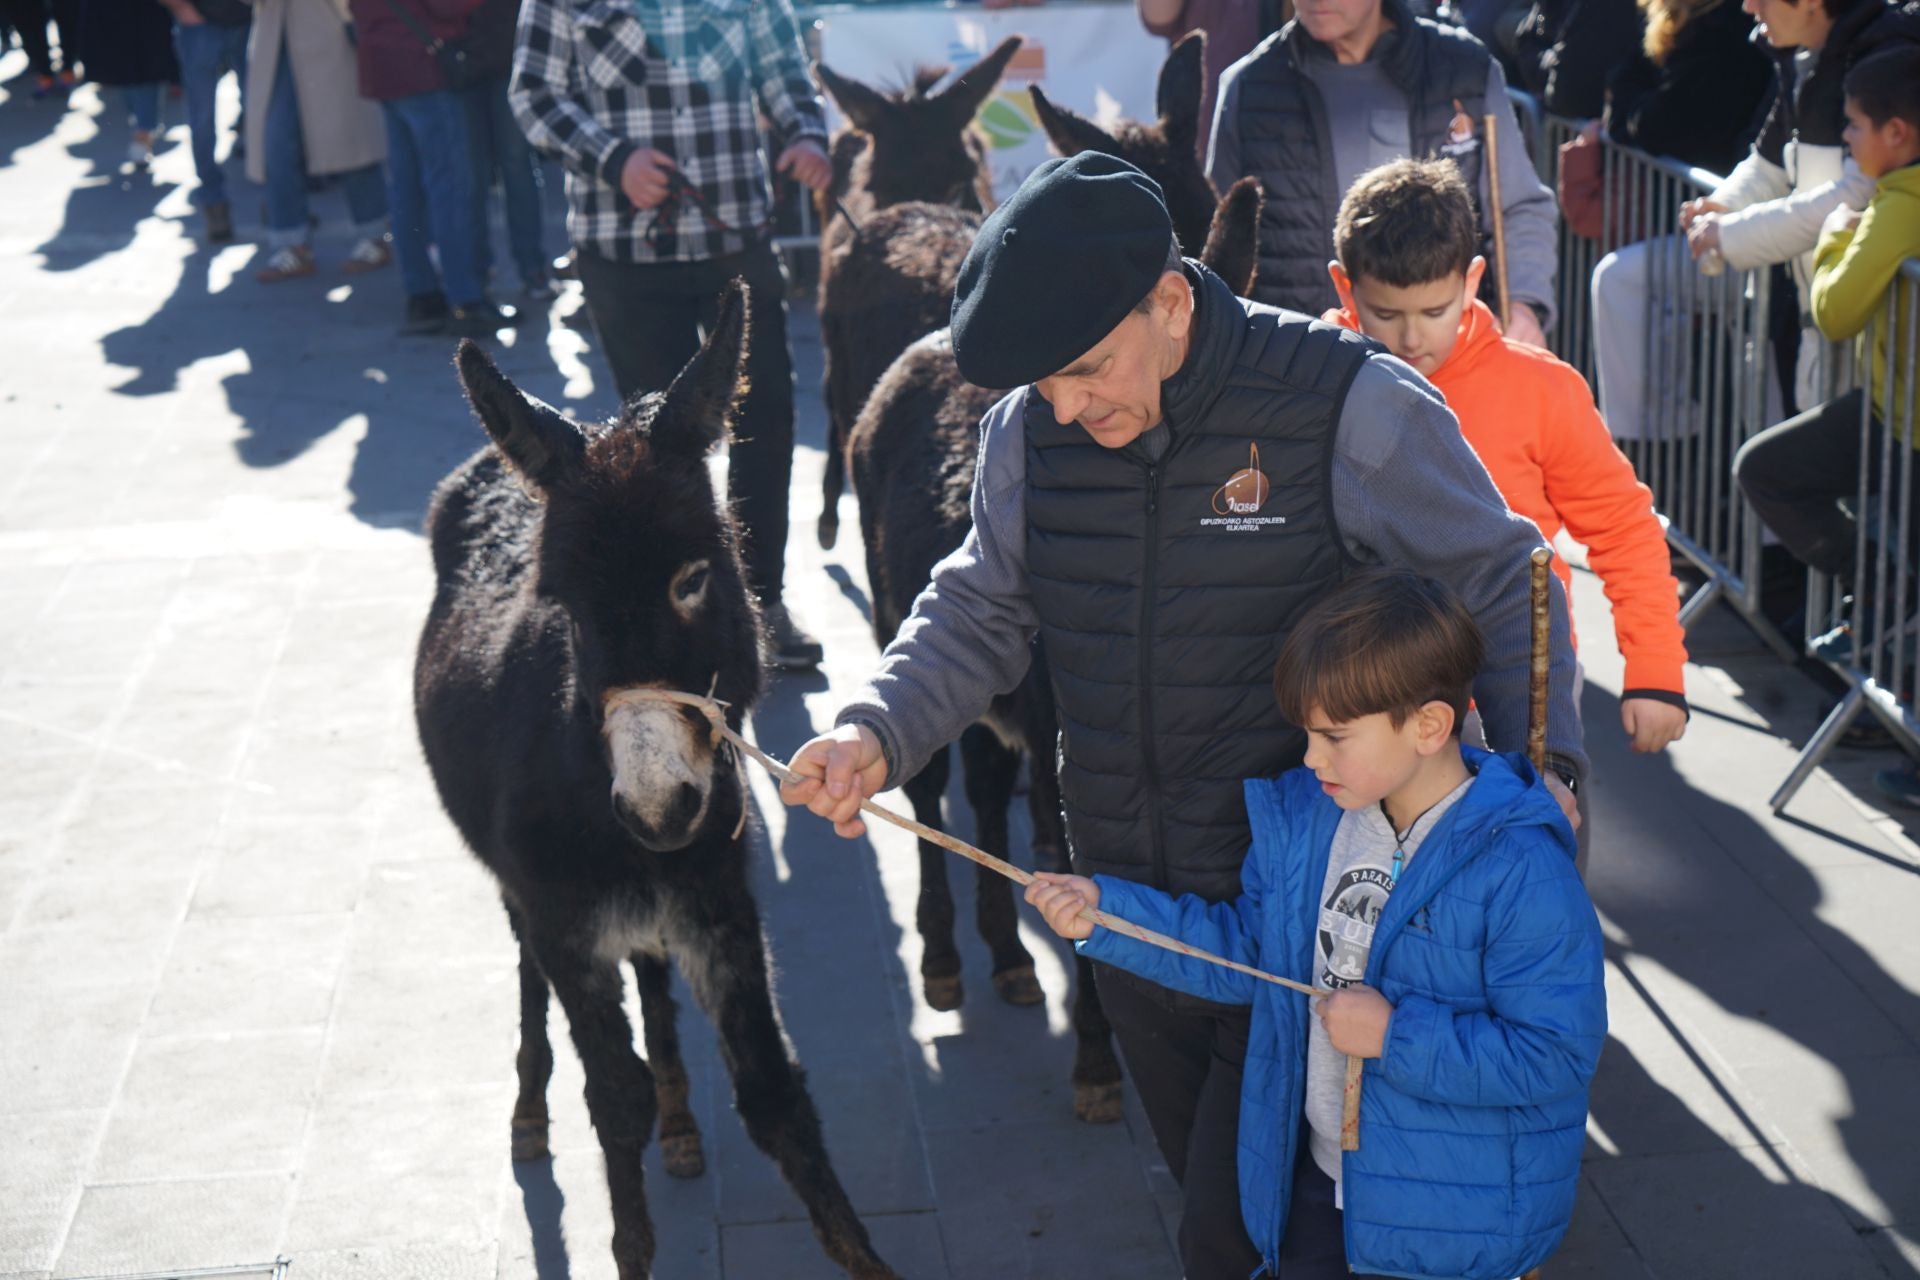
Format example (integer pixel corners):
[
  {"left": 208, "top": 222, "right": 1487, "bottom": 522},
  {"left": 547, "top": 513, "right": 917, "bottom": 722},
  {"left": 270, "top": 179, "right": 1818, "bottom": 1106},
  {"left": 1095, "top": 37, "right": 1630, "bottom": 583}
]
[
  {"left": 660, "top": 1131, "right": 706, "bottom": 1179},
  {"left": 992, "top": 964, "right": 1044, "bottom": 1006},
  {"left": 1074, "top": 1081, "right": 1125, "bottom": 1125},
  {"left": 817, "top": 513, "right": 839, "bottom": 550},
  {"left": 923, "top": 973, "right": 965, "bottom": 1011},
  {"left": 511, "top": 1117, "right": 551, "bottom": 1162}
]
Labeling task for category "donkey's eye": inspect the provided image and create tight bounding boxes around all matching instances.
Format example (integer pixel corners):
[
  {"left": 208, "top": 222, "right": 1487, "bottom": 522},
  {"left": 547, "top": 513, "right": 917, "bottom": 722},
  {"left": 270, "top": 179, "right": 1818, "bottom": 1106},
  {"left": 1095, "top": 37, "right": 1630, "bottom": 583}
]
[{"left": 670, "top": 560, "right": 712, "bottom": 617}]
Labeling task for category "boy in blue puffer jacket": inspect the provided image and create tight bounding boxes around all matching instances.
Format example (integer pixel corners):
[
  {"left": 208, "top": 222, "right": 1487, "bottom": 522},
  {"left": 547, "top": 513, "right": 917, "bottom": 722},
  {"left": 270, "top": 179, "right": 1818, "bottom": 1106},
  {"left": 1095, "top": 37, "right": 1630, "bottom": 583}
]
[{"left": 1027, "top": 568, "right": 1606, "bottom": 1280}]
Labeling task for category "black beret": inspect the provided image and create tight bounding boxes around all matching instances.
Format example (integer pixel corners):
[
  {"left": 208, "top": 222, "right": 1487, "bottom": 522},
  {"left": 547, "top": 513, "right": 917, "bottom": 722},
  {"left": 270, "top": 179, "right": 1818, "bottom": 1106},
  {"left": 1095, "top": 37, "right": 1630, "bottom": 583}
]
[{"left": 951, "top": 152, "right": 1175, "bottom": 389}]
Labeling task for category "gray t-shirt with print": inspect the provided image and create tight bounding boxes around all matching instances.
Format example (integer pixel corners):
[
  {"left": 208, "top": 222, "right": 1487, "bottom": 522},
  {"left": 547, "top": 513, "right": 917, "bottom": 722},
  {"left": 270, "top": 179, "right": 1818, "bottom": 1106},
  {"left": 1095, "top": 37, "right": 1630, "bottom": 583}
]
[{"left": 1305, "top": 776, "right": 1474, "bottom": 1200}]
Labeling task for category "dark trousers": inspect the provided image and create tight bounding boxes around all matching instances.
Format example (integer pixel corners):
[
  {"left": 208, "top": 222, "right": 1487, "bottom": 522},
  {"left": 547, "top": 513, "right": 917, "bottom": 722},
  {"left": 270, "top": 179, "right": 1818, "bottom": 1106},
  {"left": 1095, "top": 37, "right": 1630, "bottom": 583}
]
[
  {"left": 1735, "top": 388, "right": 1898, "bottom": 580},
  {"left": 1260, "top": 1146, "right": 1393, "bottom": 1279},
  {"left": 576, "top": 240, "right": 795, "bottom": 603},
  {"left": 5, "top": 0, "right": 77, "bottom": 76},
  {"left": 1095, "top": 966, "right": 1263, "bottom": 1280}
]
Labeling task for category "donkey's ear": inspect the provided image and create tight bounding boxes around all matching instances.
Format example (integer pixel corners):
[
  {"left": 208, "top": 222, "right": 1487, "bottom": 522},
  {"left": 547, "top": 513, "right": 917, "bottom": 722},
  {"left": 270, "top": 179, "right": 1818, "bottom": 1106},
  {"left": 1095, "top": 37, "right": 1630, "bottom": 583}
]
[
  {"left": 1030, "top": 85, "right": 1119, "bottom": 158},
  {"left": 1157, "top": 31, "right": 1206, "bottom": 150},
  {"left": 658, "top": 278, "right": 751, "bottom": 453},
  {"left": 455, "top": 340, "right": 585, "bottom": 495},
  {"left": 938, "top": 35, "right": 1023, "bottom": 126},
  {"left": 815, "top": 60, "right": 888, "bottom": 133},
  {"left": 1201, "top": 177, "right": 1264, "bottom": 299}
]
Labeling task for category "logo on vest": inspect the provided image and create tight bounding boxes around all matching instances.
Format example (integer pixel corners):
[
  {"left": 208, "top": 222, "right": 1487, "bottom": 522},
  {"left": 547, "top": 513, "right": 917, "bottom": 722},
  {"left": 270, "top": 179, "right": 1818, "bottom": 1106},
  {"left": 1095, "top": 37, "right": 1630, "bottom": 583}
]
[
  {"left": 1202, "top": 443, "right": 1287, "bottom": 532},
  {"left": 1440, "top": 99, "right": 1480, "bottom": 157}
]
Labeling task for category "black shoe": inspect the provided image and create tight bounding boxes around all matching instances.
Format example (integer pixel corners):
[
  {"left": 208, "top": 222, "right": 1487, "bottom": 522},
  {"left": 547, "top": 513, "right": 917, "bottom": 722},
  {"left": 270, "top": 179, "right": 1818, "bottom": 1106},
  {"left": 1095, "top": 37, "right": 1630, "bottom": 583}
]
[
  {"left": 764, "top": 602, "right": 824, "bottom": 672},
  {"left": 402, "top": 291, "right": 450, "bottom": 335},
  {"left": 204, "top": 200, "right": 233, "bottom": 244},
  {"left": 446, "top": 300, "right": 522, "bottom": 339}
]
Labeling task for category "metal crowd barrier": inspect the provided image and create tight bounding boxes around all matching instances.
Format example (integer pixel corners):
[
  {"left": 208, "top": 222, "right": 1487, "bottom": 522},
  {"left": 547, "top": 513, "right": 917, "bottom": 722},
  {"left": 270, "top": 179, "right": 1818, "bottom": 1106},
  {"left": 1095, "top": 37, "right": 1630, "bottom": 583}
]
[
  {"left": 1773, "top": 261, "right": 1920, "bottom": 810},
  {"left": 1515, "top": 99, "right": 1794, "bottom": 664}
]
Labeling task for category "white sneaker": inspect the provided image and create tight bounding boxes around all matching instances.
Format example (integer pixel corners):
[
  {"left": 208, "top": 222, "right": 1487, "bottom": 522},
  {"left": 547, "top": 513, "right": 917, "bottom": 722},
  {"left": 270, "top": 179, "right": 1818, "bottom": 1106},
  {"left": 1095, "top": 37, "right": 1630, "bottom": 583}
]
[
  {"left": 341, "top": 234, "right": 393, "bottom": 275},
  {"left": 127, "top": 131, "right": 153, "bottom": 169}
]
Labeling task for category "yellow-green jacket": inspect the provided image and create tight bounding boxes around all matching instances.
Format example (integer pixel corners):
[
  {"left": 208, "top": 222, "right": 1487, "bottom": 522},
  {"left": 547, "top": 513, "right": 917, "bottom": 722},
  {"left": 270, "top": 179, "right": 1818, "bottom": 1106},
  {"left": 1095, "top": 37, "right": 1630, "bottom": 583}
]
[{"left": 1813, "top": 162, "right": 1920, "bottom": 434}]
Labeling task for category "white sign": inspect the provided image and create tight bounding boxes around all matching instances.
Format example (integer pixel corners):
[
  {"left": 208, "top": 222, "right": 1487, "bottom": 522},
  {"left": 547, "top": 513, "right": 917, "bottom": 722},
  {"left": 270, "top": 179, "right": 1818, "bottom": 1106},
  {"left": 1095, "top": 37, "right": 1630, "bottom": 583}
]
[{"left": 815, "top": 4, "right": 1169, "bottom": 198}]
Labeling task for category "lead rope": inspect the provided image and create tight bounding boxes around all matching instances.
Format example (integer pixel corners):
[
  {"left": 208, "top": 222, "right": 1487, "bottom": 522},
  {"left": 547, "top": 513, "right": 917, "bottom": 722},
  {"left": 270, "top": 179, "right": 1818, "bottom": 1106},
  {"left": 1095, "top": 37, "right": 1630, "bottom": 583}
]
[{"left": 604, "top": 685, "right": 1321, "bottom": 1000}]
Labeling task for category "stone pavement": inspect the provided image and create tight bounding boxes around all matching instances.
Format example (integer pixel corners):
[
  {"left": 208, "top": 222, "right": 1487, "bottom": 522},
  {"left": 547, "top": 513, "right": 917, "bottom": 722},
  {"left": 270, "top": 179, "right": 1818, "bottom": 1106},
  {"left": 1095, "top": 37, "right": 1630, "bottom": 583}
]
[{"left": 2, "top": 59, "right": 1918, "bottom": 1280}]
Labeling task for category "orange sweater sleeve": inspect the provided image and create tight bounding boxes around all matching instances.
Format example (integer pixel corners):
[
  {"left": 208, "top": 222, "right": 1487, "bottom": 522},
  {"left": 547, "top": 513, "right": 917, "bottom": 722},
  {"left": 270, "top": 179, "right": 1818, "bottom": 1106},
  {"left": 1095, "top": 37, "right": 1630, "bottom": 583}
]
[{"left": 1538, "top": 367, "right": 1690, "bottom": 699}]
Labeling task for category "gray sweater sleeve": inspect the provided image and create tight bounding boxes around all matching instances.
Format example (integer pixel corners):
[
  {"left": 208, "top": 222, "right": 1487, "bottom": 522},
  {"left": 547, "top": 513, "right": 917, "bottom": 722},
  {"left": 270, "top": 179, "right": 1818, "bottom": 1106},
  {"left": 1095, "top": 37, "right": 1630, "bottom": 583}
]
[
  {"left": 1482, "top": 59, "right": 1560, "bottom": 331},
  {"left": 834, "top": 390, "right": 1040, "bottom": 788},
  {"left": 1331, "top": 355, "right": 1589, "bottom": 779}
]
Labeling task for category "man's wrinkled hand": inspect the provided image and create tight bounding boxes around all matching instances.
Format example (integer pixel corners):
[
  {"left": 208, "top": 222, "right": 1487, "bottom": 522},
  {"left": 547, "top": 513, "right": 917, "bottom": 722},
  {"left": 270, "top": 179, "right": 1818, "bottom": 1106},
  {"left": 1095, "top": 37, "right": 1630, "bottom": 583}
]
[
  {"left": 1502, "top": 304, "right": 1547, "bottom": 349},
  {"left": 776, "top": 139, "right": 831, "bottom": 193},
  {"left": 620, "top": 148, "right": 676, "bottom": 211},
  {"left": 1317, "top": 985, "right": 1392, "bottom": 1059},
  {"left": 778, "top": 723, "right": 887, "bottom": 838}
]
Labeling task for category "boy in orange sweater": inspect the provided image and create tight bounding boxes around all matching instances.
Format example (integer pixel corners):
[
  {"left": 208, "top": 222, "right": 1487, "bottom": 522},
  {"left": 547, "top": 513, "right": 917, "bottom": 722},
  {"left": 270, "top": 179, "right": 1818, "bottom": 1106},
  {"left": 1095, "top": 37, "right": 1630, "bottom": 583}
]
[{"left": 1326, "top": 158, "right": 1691, "bottom": 757}]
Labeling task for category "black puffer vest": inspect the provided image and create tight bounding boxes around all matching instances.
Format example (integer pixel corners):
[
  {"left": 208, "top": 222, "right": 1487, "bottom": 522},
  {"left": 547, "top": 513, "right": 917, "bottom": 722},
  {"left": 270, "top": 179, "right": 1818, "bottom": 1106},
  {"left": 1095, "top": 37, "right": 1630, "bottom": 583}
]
[
  {"left": 1234, "top": 0, "right": 1494, "bottom": 314},
  {"left": 1025, "top": 265, "right": 1374, "bottom": 902}
]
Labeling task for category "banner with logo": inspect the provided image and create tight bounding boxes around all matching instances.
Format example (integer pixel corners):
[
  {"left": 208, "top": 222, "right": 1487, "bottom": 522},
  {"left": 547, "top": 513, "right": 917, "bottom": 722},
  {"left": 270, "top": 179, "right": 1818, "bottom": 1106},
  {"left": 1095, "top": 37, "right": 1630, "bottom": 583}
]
[{"left": 814, "top": 3, "right": 1169, "bottom": 199}]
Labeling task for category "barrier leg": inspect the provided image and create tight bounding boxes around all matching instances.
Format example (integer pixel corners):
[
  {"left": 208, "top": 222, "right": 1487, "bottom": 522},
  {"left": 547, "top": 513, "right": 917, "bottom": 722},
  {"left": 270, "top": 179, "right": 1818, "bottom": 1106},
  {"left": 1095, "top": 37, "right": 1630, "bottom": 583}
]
[{"left": 1769, "top": 684, "right": 1866, "bottom": 813}]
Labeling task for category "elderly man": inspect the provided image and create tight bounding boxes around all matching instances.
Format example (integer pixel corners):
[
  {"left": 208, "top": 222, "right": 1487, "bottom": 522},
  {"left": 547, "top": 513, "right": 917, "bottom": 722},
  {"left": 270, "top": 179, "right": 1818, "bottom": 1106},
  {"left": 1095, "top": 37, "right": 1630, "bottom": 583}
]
[
  {"left": 781, "top": 153, "right": 1584, "bottom": 1279},
  {"left": 1208, "top": 0, "right": 1559, "bottom": 346}
]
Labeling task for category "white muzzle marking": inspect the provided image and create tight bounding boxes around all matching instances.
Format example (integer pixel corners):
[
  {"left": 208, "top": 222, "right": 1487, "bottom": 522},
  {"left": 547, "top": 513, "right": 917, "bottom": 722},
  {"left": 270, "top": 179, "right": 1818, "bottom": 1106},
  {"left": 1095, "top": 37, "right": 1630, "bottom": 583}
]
[{"left": 603, "top": 688, "right": 712, "bottom": 842}]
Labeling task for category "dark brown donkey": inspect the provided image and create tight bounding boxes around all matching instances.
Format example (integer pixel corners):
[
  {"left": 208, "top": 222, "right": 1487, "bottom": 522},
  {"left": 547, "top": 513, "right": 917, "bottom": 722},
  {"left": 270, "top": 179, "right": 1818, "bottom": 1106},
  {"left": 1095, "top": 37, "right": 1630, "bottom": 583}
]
[
  {"left": 814, "top": 33, "right": 1220, "bottom": 551},
  {"left": 414, "top": 283, "right": 895, "bottom": 1280},
  {"left": 811, "top": 36, "right": 1023, "bottom": 551},
  {"left": 846, "top": 179, "right": 1265, "bottom": 1123}
]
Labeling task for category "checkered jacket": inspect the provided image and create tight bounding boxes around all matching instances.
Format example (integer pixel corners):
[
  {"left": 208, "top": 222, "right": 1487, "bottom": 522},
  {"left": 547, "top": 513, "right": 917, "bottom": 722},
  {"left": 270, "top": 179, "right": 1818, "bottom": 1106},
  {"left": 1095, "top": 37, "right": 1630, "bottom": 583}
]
[{"left": 510, "top": 0, "right": 828, "bottom": 262}]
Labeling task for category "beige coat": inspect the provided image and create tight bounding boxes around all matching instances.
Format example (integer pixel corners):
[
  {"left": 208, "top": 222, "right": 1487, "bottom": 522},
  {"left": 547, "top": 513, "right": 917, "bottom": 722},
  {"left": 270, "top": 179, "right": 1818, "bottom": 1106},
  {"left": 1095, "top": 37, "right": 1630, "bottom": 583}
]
[{"left": 245, "top": 0, "right": 387, "bottom": 184}]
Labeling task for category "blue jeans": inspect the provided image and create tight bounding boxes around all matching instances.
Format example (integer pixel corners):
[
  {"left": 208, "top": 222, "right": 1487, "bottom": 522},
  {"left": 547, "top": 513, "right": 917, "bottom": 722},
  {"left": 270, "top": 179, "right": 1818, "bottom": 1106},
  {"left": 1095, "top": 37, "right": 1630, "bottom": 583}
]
[
  {"left": 173, "top": 20, "right": 249, "bottom": 206},
  {"left": 462, "top": 74, "right": 547, "bottom": 286},
  {"left": 381, "top": 90, "right": 483, "bottom": 306},
  {"left": 122, "top": 83, "right": 161, "bottom": 133},
  {"left": 263, "top": 41, "right": 386, "bottom": 247}
]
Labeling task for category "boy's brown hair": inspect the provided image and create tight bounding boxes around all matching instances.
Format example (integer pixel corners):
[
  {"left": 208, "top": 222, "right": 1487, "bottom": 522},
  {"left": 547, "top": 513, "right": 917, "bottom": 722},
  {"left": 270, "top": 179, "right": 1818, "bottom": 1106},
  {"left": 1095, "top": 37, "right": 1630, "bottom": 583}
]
[
  {"left": 1272, "top": 568, "right": 1486, "bottom": 734},
  {"left": 1333, "top": 158, "right": 1479, "bottom": 289},
  {"left": 1845, "top": 48, "right": 1920, "bottom": 131}
]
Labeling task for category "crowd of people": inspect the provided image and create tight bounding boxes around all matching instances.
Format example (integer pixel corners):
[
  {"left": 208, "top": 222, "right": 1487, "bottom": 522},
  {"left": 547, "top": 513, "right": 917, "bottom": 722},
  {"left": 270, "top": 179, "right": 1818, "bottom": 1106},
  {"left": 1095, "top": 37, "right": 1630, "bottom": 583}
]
[{"left": 6, "top": 0, "right": 1920, "bottom": 1275}]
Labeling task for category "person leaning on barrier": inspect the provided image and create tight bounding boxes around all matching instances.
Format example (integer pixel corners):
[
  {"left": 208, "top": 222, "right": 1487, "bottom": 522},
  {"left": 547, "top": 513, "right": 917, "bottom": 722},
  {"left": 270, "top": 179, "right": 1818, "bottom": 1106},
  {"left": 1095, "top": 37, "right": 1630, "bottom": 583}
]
[
  {"left": 778, "top": 151, "right": 1586, "bottom": 1280},
  {"left": 1734, "top": 49, "right": 1920, "bottom": 663},
  {"left": 1205, "top": 0, "right": 1560, "bottom": 347},
  {"left": 1682, "top": 0, "right": 1920, "bottom": 414}
]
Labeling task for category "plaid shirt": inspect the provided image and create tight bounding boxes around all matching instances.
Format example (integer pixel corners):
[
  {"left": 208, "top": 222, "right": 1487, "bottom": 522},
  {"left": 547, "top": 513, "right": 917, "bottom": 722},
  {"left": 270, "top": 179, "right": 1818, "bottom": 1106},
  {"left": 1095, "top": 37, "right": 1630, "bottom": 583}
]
[{"left": 510, "top": 0, "right": 828, "bottom": 262}]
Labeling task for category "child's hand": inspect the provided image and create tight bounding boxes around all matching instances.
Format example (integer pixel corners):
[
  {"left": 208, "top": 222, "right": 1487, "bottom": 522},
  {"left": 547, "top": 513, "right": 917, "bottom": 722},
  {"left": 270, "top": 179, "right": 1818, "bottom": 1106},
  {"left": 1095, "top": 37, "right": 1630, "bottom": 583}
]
[
  {"left": 1622, "top": 696, "right": 1688, "bottom": 753},
  {"left": 1024, "top": 872, "right": 1100, "bottom": 940},
  {"left": 1318, "top": 985, "right": 1393, "bottom": 1059}
]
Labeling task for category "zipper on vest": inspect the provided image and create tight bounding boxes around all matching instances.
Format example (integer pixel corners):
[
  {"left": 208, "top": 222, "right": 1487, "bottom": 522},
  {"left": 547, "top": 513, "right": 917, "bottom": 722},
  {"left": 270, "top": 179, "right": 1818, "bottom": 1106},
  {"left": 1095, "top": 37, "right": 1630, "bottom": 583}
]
[{"left": 1140, "top": 465, "right": 1168, "bottom": 890}]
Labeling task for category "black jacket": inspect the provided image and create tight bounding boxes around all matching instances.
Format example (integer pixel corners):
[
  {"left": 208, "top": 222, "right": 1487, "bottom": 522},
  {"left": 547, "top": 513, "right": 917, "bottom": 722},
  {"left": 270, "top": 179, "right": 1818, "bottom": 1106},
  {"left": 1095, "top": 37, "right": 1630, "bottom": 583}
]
[
  {"left": 1512, "top": 0, "right": 1643, "bottom": 119},
  {"left": 1603, "top": 0, "right": 1773, "bottom": 176},
  {"left": 1024, "top": 265, "right": 1374, "bottom": 902}
]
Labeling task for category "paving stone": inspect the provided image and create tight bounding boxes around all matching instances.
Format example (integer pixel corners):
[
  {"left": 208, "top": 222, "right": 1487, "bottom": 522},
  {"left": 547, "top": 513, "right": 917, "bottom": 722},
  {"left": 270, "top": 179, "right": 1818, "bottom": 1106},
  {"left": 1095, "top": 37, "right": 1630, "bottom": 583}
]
[
  {"left": 495, "top": 1146, "right": 720, "bottom": 1280},
  {"left": 1543, "top": 1173, "right": 1655, "bottom": 1279},
  {"left": 283, "top": 1085, "right": 511, "bottom": 1253},
  {"left": 0, "top": 982, "right": 147, "bottom": 1115},
  {"left": 91, "top": 1030, "right": 324, "bottom": 1182},
  {"left": 718, "top": 1211, "right": 949, "bottom": 1280},
  {"left": 189, "top": 848, "right": 369, "bottom": 920},
  {"left": 1585, "top": 1148, "right": 1889, "bottom": 1279},
  {"left": 284, "top": 1242, "right": 499, "bottom": 1280},
  {"left": 146, "top": 914, "right": 351, "bottom": 1037},
  {"left": 52, "top": 1174, "right": 291, "bottom": 1278},
  {"left": 345, "top": 860, "right": 512, "bottom": 973},
  {"left": 44, "top": 782, "right": 229, "bottom": 878},
  {"left": 0, "top": 1110, "right": 100, "bottom": 1275},
  {"left": 109, "top": 699, "right": 259, "bottom": 781},
  {"left": 321, "top": 962, "right": 518, "bottom": 1096},
  {"left": 1731, "top": 1051, "right": 1920, "bottom": 1230},
  {"left": 1862, "top": 1222, "right": 1920, "bottom": 1277},
  {"left": 923, "top": 1119, "right": 1180, "bottom": 1280}
]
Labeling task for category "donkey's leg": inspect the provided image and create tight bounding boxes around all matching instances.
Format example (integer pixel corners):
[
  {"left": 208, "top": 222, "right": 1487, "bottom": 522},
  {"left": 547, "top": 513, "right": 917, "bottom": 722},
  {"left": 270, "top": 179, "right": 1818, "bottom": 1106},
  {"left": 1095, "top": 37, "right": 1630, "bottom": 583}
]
[
  {"left": 680, "top": 903, "right": 898, "bottom": 1280},
  {"left": 505, "top": 903, "right": 555, "bottom": 1161},
  {"left": 903, "top": 745, "right": 962, "bottom": 1011},
  {"left": 1070, "top": 954, "right": 1125, "bottom": 1124},
  {"left": 958, "top": 725, "right": 1040, "bottom": 1006},
  {"left": 817, "top": 338, "right": 845, "bottom": 550},
  {"left": 541, "top": 948, "right": 660, "bottom": 1280},
  {"left": 633, "top": 951, "right": 704, "bottom": 1179}
]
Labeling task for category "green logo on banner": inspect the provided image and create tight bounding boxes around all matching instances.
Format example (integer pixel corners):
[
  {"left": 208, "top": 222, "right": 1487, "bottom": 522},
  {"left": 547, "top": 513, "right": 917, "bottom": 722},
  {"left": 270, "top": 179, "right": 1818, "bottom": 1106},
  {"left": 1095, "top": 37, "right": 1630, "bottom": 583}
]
[{"left": 977, "top": 89, "right": 1038, "bottom": 150}]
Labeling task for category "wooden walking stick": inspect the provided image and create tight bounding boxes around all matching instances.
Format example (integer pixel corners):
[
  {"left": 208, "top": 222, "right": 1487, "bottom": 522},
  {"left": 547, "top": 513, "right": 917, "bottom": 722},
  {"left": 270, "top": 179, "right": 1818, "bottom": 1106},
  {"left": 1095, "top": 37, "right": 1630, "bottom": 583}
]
[
  {"left": 1339, "top": 547, "right": 1556, "bottom": 1156},
  {"left": 1484, "top": 113, "right": 1512, "bottom": 332}
]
